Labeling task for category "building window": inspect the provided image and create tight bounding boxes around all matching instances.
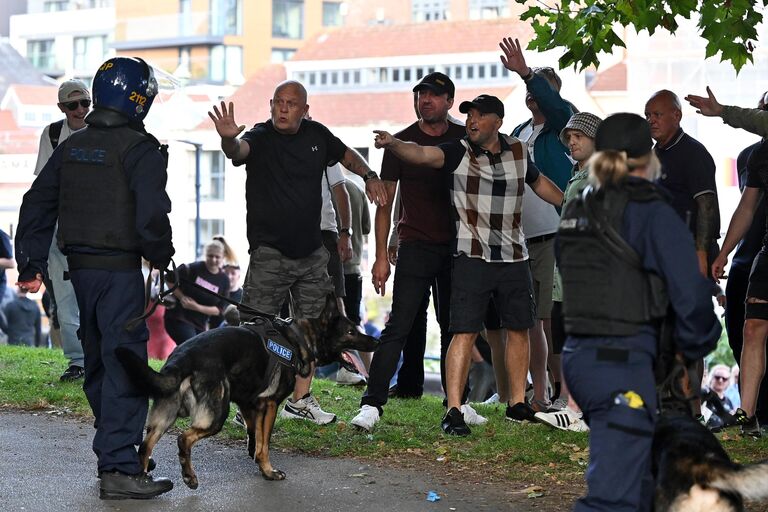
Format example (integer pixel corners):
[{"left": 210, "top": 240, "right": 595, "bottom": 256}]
[
  {"left": 469, "top": 0, "right": 510, "bottom": 20},
  {"left": 43, "top": 1, "right": 67, "bottom": 11},
  {"left": 27, "top": 39, "right": 56, "bottom": 70},
  {"left": 322, "top": 2, "right": 342, "bottom": 27},
  {"left": 179, "top": 0, "right": 193, "bottom": 36},
  {"left": 210, "top": 45, "right": 243, "bottom": 83},
  {"left": 273, "top": 0, "right": 304, "bottom": 39},
  {"left": 271, "top": 48, "right": 295, "bottom": 63},
  {"left": 212, "top": 0, "right": 242, "bottom": 36},
  {"left": 73, "top": 35, "right": 106, "bottom": 72},
  {"left": 412, "top": 0, "right": 448, "bottom": 23},
  {"left": 194, "top": 219, "right": 225, "bottom": 256},
  {"left": 353, "top": 70, "right": 361, "bottom": 83},
  {"left": 201, "top": 151, "right": 225, "bottom": 201}
]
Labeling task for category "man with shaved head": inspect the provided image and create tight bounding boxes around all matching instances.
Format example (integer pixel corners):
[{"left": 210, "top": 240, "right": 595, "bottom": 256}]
[
  {"left": 645, "top": 89, "right": 720, "bottom": 276},
  {"left": 209, "top": 80, "right": 387, "bottom": 425}
]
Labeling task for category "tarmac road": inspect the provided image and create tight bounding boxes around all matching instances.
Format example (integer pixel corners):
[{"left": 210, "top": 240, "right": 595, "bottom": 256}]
[{"left": 0, "top": 410, "right": 549, "bottom": 512}]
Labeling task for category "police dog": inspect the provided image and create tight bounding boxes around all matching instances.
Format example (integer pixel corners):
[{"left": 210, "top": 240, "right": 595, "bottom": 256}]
[
  {"left": 117, "top": 294, "right": 376, "bottom": 489},
  {"left": 653, "top": 413, "right": 768, "bottom": 511}
]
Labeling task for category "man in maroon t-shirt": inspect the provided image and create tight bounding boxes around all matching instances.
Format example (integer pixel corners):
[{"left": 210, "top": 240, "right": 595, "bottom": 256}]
[{"left": 352, "top": 73, "right": 473, "bottom": 431}]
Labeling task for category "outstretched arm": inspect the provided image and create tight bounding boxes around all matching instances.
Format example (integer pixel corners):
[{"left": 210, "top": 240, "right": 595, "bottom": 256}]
[
  {"left": 339, "top": 147, "right": 388, "bottom": 206},
  {"left": 373, "top": 130, "right": 445, "bottom": 169},
  {"left": 530, "top": 174, "right": 564, "bottom": 207}
]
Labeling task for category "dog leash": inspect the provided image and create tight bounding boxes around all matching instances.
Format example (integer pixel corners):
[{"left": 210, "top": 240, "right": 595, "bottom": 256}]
[{"left": 124, "top": 259, "right": 179, "bottom": 332}]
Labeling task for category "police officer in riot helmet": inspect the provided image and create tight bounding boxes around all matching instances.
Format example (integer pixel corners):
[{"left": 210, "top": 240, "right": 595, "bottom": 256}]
[
  {"left": 556, "top": 113, "right": 720, "bottom": 512},
  {"left": 15, "top": 57, "right": 174, "bottom": 499}
]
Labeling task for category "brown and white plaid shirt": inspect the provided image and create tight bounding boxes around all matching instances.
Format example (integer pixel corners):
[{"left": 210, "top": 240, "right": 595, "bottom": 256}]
[{"left": 438, "top": 134, "right": 540, "bottom": 263}]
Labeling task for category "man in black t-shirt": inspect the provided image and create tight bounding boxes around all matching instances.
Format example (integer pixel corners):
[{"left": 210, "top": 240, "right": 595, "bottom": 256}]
[
  {"left": 351, "top": 72, "right": 472, "bottom": 432},
  {"left": 209, "top": 81, "right": 387, "bottom": 425}
]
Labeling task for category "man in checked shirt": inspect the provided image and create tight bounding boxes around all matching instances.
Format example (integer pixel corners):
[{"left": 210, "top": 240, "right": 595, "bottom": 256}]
[{"left": 373, "top": 94, "right": 563, "bottom": 435}]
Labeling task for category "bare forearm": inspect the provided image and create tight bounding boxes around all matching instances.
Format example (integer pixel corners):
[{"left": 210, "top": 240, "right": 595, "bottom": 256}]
[
  {"left": 386, "top": 139, "right": 444, "bottom": 168},
  {"left": 694, "top": 193, "right": 718, "bottom": 251},
  {"left": 333, "top": 184, "right": 352, "bottom": 229},
  {"left": 374, "top": 205, "right": 393, "bottom": 259},
  {"left": 341, "top": 148, "right": 373, "bottom": 177},
  {"left": 221, "top": 137, "right": 247, "bottom": 161},
  {"left": 531, "top": 175, "right": 564, "bottom": 207},
  {"left": 720, "top": 189, "right": 761, "bottom": 256}
]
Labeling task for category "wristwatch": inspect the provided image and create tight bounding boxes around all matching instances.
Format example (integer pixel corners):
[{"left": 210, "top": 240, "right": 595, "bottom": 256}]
[
  {"left": 339, "top": 227, "right": 353, "bottom": 236},
  {"left": 363, "top": 170, "right": 378, "bottom": 182}
]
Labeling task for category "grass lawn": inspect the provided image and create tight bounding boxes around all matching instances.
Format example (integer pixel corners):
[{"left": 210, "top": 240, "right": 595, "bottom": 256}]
[{"left": 3, "top": 344, "right": 768, "bottom": 489}]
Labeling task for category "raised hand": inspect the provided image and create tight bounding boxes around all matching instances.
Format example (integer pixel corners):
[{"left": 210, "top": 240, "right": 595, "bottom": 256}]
[
  {"left": 208, "top": 101, "right": 246, "bottom": 139},
  {"left": 499, "top": 37, "right": 529, "bottom": 76},
  {"left": 684, "top": 87, "right": 723, "bottom": 117}
]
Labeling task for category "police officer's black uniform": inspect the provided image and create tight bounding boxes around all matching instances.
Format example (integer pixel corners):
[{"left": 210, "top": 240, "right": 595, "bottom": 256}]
[
  {"left": 556, "top": 114, "right": 720, "bottom": 512},
  {"left": 15, "top": 57, "right": 174, "bottom": 499}
]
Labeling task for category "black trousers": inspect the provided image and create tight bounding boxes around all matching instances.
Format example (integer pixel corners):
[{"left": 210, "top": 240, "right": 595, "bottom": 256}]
[{"left": 361, "top": 241, "right": 452, "bottom": 410}]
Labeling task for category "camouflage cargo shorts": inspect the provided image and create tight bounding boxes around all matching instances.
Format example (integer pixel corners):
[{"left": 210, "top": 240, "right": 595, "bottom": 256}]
[{"left": 241, "top": 245, "right": 332, "bottom": 318}]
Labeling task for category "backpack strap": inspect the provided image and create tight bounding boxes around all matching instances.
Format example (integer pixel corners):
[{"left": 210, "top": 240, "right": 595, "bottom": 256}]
[{"left": 48, "top": 119, "right": 65, "bottom": 148}]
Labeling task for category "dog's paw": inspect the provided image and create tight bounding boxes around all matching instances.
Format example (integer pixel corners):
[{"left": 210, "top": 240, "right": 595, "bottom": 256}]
[{"left": 261, "top": 469, "right": 286, "bottom": 481}]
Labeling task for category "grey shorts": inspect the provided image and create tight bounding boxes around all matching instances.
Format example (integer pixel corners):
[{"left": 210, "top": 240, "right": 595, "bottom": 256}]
[
  {"left": 241, "top": 245, "right": 332, "bottom": 318},
  {"left": 526, "top": 236, "right": 555, "bottom": 319}
]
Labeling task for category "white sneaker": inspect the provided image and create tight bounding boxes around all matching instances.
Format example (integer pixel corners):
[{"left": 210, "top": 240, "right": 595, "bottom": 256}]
[
  {"left": 335, "top": 367, "right": 367, "bottom": 386},
  {"left": 279, "top": 394, "right": 337, "bottom": 425},
  {"left": 482, "top": 393, "right": 500, "bottom": 405},
  {"left": 566, "top": 417, "right": 590, "bottom": 432},
  {"left": 548, "top": 397, "right": 569, "bottom": 412},
  {"left": 534, "top": 407, "right": 582, "bottom": 431},
  {"left": 350, "top": 405, "right": 380, "bottom": 431},
  {"left": 461, "top": 404, "right": 488, "bottom": 425}
]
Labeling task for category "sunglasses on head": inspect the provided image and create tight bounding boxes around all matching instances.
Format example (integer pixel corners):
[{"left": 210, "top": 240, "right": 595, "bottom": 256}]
[{"left": 63, "top": 99, "right": 91, "bottom": 111}]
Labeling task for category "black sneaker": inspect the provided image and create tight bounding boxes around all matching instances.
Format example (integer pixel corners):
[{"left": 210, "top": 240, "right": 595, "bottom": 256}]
[
  {"left": 724, "top": 408, "right": 752, "bottom": 429},
  {"left": 60, "top": 365, "right": 84, "bottom": 382},
  {"left": 99, "top": 471, "right": 173, "bottom": 500},
  {"left": 506, "top": 402, "right": 536, "bottom": 422},
  {"left": 441, "top": 407, "right": 471, "bottom": 436},
  {"left": 740, "top": 415, "right": 762, "bottom": 438}
]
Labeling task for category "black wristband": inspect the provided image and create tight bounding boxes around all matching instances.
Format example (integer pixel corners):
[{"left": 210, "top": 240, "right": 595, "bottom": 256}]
[{"left": 521, "top": 67, "right": 534, "bottom": 81}]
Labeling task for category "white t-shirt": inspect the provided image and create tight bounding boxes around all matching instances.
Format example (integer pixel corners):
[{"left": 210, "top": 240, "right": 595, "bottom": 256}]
[
  {"left": 320, "top": 163, "right": 346, "bottom": 232},
  {"left": 34, "top": 120, "right": 80, "bottom": 175},
  {"left": 518, "top": 122, "right": 559, "bottom": 237}
]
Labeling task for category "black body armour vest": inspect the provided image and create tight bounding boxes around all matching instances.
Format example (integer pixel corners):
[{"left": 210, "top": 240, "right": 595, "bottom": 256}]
[
  {"left": 58, "top": 126, "right": 149, "bottom": 252},
  {"left": 557, "top": 180, "right": 669, "bottom": 337}
]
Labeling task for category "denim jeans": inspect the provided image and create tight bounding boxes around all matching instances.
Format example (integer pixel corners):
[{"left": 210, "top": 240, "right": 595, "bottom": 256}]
[{"left": 48, "top": 227, "right": 83, "bottom": 367}]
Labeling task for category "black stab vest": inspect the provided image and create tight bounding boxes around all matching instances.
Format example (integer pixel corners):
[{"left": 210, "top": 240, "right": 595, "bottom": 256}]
[
  {"left": 57, "top": 126, "right": 149, "bottom": 252},
  {"left": 557, "top": 181, "right": 669, "bottom": 337}
]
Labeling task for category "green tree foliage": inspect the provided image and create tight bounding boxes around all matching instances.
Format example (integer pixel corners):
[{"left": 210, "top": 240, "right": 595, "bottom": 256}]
[{"left": 517, "top": 0, "right": 767, "bottom": 73}]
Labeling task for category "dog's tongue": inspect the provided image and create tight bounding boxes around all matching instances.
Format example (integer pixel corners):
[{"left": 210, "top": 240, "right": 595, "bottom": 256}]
[{"left": 340, "top": 351, "right": 368, "bottom": 377}]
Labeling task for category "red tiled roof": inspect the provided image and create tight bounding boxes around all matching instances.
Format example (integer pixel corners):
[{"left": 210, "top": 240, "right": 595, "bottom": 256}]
[
  {"left": 7, "top": 84, "right": 58, "bottom": 105},
  {"left": 293, "top": 19, "right": 534, "bottom": 61},
  {"left": 0, "top": 128, "right": 40, "bottom": 154},
  {"left": 198, "top": 61, "right": 515, "bottom": 129},
  {"left": 589, "top": 62, "right": 627, "bottom": 92}
]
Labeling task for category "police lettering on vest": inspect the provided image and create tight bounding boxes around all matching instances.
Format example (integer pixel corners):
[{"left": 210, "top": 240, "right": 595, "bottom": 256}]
[
  {"left": 557, "top": 180, "right": 669, "bottom": 337},
  {"left": 58, "top": 126, "right": 155, "bottom": 253}
]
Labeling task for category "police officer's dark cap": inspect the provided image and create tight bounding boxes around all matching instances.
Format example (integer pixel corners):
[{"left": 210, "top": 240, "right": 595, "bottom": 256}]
[
  {"left": 594, "top": 113, "right": 653, "bottom": 158},
  {"left": 459, "top": 95, "right": 505, "bottom": 119},
  {"left": 413, "top": 72, "right": 455, "bottom": 98}
]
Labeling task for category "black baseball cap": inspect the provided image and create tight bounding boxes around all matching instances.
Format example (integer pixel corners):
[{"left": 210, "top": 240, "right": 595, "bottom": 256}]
[
  {"left": 413, "top": 72, "right": 455, "bottom": 98},
  {"left": 459, "top": 95, "right": 505, "bottom": 119},
  {"left": 594, "top": 113, "right": 653, "bottom": 158}
]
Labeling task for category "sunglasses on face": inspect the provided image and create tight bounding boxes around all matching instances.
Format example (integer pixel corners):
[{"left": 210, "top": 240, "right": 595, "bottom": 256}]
[
  {"left": 63, "top": 100, "right": 91, "bottom": 111},
  {"left": 713, "top": 375, "right": 730, "bottom": 381}
]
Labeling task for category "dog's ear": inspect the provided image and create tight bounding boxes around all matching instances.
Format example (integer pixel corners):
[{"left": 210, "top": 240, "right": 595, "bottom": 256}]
[{"left": 320, "top": 293, "right": 339, "bottom": 322}]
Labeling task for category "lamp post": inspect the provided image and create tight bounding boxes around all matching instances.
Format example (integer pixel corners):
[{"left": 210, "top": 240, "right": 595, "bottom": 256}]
[{"left": 177, "top": 139, "right": 202, "bottom": 259}]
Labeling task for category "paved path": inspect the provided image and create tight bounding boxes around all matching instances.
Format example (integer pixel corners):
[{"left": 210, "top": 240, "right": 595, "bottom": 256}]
[{"left": 0, "top": 411, "right": 549, "bottom": 512}]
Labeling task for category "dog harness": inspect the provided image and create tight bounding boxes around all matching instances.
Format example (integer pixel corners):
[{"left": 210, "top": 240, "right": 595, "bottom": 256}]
[{"left": 243, "top": 318, "right": 309, "bottom": 375}]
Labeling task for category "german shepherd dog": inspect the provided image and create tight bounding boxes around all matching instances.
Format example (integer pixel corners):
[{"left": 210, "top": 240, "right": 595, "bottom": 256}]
[
  {"left": 117, "top": 294, "right": 377, "bottom": 489},
  {"left": 653, "top": 413, "right": 768, "bottom": 511}
]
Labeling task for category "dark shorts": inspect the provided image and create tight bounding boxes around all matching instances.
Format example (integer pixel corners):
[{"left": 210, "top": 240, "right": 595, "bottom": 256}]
[
  {"left": 449, "top": 254, "right": 536, "bottom": 333},
  {"left": 322, "top": 230, "right": 346, "bottom": 297},
  {"left": 746, "top": 249, "right": 768, "bottom": 319}
]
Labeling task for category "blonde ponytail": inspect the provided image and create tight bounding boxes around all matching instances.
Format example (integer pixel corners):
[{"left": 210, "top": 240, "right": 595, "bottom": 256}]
[{"left": 588, "top": 150, "right": 660, "bottom": 187}]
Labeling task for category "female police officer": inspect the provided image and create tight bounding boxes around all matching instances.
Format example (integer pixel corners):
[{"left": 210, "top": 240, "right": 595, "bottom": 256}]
[{"left": 556, "top": 113, "right": 720, "bottom": 511}]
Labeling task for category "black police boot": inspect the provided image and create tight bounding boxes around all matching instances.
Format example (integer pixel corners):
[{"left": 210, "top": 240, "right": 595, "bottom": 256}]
[{"left": 99, "top": 471, "right": 173, "bottom": 500}]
